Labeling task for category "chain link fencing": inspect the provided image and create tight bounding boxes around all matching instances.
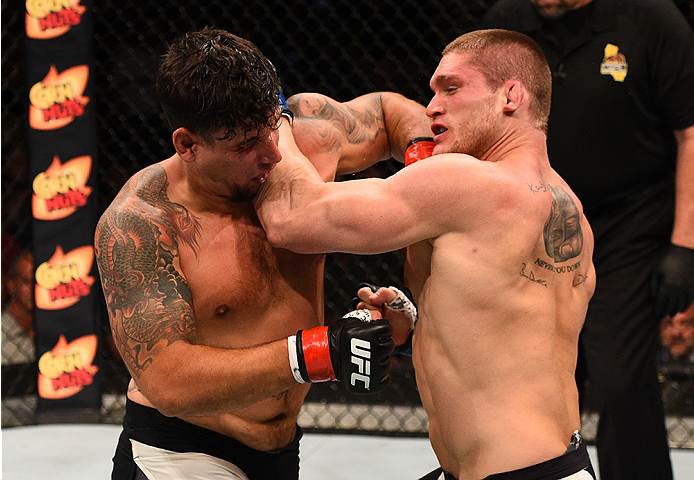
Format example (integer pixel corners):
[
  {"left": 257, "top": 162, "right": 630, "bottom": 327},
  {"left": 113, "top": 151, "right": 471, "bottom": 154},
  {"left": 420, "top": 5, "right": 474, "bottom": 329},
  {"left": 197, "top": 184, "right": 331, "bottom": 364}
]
[{"left": 3, "top": 0, "right": 694, "bottom": 448}]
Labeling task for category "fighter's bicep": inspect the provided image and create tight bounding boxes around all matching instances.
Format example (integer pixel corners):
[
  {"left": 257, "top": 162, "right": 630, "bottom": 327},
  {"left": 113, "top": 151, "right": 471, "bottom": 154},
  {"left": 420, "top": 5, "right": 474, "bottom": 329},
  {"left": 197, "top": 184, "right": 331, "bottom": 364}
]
[
  {"left": 377, "top": 172, "right": 457, "bottom": 246},
  {"left": 315, "top": 174, "right": 448, "bottom": 253},
  {"left": 94, "top": 209, "right": 195, "bottom": 378}
]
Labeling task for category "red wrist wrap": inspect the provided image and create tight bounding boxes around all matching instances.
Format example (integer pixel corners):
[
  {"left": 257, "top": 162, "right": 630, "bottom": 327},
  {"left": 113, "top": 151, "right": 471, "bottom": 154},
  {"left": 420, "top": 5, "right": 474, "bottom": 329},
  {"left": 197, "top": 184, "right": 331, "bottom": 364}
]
[
  {"left": 404, "top": 138, "right": 435, "bottom": 166},
  {"left": 301, "top": 327, "right": 337, "bottom": 382}
]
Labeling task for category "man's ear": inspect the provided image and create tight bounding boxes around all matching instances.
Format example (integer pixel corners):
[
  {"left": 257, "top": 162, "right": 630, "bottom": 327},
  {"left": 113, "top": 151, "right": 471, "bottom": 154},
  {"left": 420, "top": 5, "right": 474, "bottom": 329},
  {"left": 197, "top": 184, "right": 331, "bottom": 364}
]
[
  {"left": 502, "top": 80, "right": 524, "bottom": 114},
  {"left": 172, "top": 127, "right": 197, "bottom": 162}
]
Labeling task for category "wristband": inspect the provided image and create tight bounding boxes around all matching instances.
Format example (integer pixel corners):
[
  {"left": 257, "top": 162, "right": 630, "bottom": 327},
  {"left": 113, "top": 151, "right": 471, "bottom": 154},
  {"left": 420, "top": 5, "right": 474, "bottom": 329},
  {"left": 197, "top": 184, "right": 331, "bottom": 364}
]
[
  {"left": 287, "top": 335, "right": 306, "bottom": 384},
  {"left": 404, "top": 137, "right": 435, "bottom": 166},
  {"left": 300, "top": 327, "right": 336, "bottom": 382}
]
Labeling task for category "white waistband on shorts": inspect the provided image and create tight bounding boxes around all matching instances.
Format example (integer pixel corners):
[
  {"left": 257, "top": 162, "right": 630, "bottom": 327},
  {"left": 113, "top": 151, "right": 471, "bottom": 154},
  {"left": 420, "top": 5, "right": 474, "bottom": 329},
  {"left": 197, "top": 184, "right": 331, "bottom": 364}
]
[{"left": 131, "top": 439, "right": 250, "bottom": 480}]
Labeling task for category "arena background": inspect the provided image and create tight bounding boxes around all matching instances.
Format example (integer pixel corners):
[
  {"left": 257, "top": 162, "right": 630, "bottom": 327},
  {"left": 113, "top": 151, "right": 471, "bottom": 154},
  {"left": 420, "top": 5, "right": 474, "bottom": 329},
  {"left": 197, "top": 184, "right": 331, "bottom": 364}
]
[{"left": 2, "top": 0, "right": 694, "bottom": 447}]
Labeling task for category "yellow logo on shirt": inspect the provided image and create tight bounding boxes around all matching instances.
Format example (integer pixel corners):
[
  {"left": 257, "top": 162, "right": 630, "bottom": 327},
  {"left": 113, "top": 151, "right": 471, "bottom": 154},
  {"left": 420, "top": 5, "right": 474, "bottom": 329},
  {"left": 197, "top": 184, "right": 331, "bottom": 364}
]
[{"left": 600, "top": 44, "right": 628, "bottom": 82}]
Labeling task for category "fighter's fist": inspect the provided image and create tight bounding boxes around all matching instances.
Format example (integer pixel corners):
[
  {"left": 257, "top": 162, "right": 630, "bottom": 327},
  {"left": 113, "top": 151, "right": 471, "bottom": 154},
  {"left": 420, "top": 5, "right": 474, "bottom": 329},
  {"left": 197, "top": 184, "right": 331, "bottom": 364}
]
[
  {"left": 288, "top": 312, "right": 394, "bottom": 394},
  {"left": 356, "top": 283, "right": 417, "bottom": 352}
]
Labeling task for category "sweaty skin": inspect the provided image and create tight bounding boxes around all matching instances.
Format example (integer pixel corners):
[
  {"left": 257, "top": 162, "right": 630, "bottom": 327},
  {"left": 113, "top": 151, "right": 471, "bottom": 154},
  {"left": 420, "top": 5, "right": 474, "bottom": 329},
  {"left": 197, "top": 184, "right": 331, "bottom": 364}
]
[
  {"left": 95, "top": 92, "right": 429, "bottom": 451},
  {"left": 255, "top": 49, "right": 596, "bottom": 478}
]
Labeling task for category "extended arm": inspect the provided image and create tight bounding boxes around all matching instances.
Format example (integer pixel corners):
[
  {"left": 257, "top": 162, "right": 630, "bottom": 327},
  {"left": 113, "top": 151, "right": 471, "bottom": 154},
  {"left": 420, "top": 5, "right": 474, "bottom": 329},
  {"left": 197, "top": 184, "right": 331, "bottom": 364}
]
[{"left": 255, "top": 121, "right": 471, "bottom": 255}]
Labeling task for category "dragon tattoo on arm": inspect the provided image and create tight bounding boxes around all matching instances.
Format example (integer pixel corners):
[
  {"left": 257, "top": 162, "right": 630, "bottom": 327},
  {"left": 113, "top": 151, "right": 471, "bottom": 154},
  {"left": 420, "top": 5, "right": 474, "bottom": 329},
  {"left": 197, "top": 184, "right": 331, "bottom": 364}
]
[{"left": 95, "top": 165, "right": 200, "bottom": 379}]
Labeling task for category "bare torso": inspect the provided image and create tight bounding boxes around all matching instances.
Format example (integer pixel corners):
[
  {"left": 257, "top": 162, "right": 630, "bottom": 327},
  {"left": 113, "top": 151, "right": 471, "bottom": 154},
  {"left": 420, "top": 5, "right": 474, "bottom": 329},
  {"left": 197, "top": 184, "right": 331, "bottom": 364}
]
[
  {"left": 127, "top": 158, "right": 323, "bottom": 451},
  {"left": 113, "top": 91, "right": 427, "bottom": 452},
  {"left": 406, "top": 156, "right": 595, "bottom": 479}
]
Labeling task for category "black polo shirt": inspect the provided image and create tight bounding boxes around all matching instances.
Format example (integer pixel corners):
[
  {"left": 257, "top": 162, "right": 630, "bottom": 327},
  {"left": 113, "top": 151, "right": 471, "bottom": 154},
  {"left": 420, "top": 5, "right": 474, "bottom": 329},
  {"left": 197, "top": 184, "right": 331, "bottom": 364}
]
[{"left": 482, "top": 0, "right": 694, "bottom": 208}]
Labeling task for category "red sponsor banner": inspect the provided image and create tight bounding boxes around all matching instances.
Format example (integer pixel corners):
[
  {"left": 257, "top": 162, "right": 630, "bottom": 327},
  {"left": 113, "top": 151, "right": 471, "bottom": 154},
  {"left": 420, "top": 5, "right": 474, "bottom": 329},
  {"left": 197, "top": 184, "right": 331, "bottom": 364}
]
[
  {"left": 25, "top": 0, "right": 87, "bottom": 40},
  {"left": 35, "top": 245, "right": 95, "bottom": 311}
]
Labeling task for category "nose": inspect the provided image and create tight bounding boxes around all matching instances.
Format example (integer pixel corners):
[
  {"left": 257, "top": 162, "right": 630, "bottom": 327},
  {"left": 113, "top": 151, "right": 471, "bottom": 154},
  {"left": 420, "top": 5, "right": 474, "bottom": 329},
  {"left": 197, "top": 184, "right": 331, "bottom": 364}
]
[
  {"left": 425, "top": 95, "right": 443, "bottom": 118},
  {"left": 264, "top": 131, "right": 282, "bottom": 165}
]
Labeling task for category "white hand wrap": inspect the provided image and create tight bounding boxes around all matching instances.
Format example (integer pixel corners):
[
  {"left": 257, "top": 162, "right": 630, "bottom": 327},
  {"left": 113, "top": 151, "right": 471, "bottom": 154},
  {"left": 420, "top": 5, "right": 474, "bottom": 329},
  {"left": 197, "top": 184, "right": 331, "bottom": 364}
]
[
  {"left": 385, "top": 287, "right": 417, "bottom": 331},
  {"left": 341, "top": 309, "right": 374, "bottom": 322}
]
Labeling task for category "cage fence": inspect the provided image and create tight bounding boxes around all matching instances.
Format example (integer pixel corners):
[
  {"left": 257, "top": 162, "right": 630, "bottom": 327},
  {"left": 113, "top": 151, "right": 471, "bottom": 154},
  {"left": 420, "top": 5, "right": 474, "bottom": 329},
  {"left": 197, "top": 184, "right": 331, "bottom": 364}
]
[{"left": 2, "top": 0, "right": 694, "bottom": 449}]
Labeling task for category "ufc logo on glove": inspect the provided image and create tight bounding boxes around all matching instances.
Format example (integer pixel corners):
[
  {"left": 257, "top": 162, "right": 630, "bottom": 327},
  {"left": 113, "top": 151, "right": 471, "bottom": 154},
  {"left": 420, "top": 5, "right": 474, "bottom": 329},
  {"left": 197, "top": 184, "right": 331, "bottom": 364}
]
[
  {"left": 288, "top": 309, "right": 394, "bottom": 394},
  {"left": 350, "top": 338, "right": 371, "bottom": 389}
]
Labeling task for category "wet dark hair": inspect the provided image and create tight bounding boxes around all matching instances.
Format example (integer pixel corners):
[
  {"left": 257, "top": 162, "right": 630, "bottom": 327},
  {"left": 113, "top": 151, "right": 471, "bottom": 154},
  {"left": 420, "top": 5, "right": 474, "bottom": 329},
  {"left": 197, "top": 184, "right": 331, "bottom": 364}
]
[{"left": 156, "top": 27, "right": 280, "bottom": 142}]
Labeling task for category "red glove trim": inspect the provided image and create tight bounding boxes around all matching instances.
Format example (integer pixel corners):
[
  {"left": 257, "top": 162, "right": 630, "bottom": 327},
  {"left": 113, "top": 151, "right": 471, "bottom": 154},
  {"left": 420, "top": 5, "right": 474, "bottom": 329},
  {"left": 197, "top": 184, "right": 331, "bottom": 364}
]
[
  {"left": 404, "top": 138, "right": 435, "bottom": 166},
  {"left": 301, "top": 327, "right": 337, "bottom": 382}
]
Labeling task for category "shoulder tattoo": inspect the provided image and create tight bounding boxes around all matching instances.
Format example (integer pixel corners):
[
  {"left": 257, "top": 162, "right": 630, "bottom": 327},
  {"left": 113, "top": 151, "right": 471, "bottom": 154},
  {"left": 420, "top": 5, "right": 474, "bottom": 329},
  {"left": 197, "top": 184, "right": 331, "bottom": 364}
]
[
  {"left": 95, "top": 165, "right": 198, "bottom": 375},
  {"left": 543, "top": 185, "right": 583, "bottom": 262}
]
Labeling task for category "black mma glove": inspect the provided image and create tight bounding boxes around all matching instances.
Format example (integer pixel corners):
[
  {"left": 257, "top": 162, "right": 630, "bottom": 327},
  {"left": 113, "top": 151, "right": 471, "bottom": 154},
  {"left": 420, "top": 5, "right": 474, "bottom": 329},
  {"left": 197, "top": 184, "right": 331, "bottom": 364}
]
[
  {"left": 288, "top": 311, "right": 394, "bottom": 394},
  {"left": 651, "top": 243, "right": 694, "bottom": 318}
]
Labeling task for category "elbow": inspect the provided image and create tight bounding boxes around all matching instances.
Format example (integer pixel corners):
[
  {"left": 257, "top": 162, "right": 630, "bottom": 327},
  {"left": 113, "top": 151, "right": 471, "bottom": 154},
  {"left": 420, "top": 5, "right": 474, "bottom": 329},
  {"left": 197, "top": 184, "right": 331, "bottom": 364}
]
[
  {"left": 263, "top": 221, "right": 290, "bottom": 250},
  {"left": 264, "top": 221, "right": 324, "bottom": 254},
  {"left": 256, "top": 207, "right": 294, "bottom": 250},
  {"left": 135, "top": 376, "right": 205, "bottom": 417},
  {"left": 140, "top": 384, "right": 188, "bottom": 417},
  {"left": 262, "top": 215, "right": 309, "bottom": 252},
  {"left": 149, "top": 390, "right": 211, "bottom": 418}
]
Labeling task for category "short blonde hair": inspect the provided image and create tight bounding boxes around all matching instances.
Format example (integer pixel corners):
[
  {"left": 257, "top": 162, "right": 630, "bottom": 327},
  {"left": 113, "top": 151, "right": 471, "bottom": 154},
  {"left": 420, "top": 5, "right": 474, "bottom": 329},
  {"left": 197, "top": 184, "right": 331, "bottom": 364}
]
[{"left": 443, "top": 29, "right": 552, "bottom": 133}]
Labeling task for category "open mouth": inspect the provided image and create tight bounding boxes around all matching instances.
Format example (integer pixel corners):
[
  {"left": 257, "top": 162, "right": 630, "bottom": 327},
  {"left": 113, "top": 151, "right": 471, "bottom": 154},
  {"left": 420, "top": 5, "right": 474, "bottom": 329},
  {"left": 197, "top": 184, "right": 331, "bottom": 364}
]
[
  {"left": 255, "top": 171, "right": 271, "bottom": 184},
  {"left": 431, "top": 125, "right": 448, "bottom": 141},
  {"left": 432, "top": 125, "right": 448, "bottom": 137}
]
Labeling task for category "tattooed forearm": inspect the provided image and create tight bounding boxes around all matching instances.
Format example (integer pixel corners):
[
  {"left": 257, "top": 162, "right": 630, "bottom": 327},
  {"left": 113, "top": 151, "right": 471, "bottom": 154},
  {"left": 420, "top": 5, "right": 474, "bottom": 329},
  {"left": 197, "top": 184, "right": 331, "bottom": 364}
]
[{"left": 289, "top": 93, "right": 385, "bottom": 153}]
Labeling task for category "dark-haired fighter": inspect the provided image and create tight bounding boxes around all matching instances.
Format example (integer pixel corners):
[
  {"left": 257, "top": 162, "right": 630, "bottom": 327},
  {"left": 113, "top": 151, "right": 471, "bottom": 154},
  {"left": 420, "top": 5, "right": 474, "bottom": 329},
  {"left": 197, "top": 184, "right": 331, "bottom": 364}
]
[{"left": 95, "top": 27, "right": 431, "bottom": 479}]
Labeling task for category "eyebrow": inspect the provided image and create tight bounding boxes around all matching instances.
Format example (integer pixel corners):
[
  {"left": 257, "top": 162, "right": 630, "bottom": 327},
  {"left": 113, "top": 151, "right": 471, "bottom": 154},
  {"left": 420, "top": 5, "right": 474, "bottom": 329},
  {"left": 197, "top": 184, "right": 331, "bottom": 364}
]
[{"left": 430, "top": 73, "right": 462, "bottom": 90}]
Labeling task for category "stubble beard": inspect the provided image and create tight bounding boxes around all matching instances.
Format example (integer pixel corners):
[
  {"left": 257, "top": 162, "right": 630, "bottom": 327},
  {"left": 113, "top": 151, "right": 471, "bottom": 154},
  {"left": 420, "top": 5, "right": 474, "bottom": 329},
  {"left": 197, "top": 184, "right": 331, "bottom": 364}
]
[
  {"left": 448, "top": 101, "right": 498, "bottom": 159},
  {"left": 228, "top": 183, "right": 261, "bottom": 203}
]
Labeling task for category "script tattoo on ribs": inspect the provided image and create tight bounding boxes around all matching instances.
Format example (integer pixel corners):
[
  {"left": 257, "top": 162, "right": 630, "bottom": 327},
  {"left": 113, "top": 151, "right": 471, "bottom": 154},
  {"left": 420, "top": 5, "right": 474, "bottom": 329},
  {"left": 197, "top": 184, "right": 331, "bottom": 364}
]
[{"left": 95, "top": 165, "right": 199, "bottom": 376}]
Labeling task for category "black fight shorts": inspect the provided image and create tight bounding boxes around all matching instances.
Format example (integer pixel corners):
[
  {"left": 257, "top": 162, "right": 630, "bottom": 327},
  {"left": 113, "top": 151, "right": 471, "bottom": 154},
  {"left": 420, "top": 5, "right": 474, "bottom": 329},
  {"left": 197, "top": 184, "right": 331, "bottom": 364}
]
[
  {"left": 419, "top": 432, "right": 596, "bottom": 480},
  {"left": 112, "top": 398, "right": 301, "bottom": 480}
]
